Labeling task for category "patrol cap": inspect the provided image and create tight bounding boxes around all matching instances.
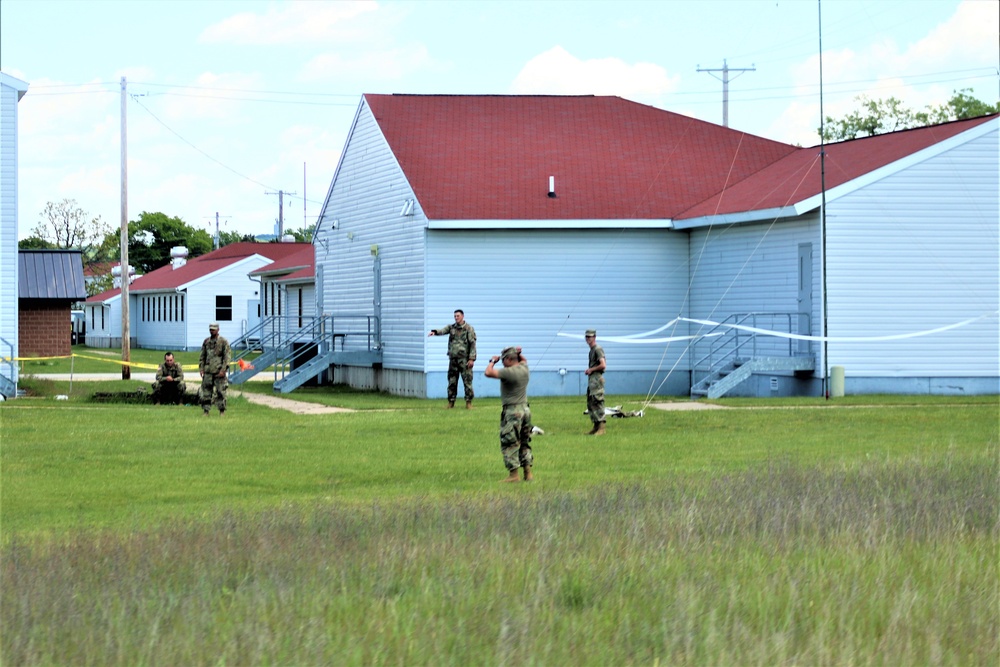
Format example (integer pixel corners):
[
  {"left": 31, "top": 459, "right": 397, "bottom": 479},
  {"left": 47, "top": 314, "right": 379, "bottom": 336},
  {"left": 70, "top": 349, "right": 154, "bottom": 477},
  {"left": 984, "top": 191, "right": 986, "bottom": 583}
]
[
  {"left": 501, "top": 346, "right": 519, "bottom": 360},
  {"left": 585, "top": 329, "right": 597, "bottom": 337},
  {"left": 209, "top": 322, "right": 220, "bottom": 330}
]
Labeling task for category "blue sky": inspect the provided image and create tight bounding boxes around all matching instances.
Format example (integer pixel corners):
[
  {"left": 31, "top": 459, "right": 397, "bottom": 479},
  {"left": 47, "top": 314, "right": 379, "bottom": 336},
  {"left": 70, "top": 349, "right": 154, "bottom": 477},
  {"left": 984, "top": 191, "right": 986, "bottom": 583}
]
[{"left": 2, "top": 0, "right": 996, "bottom": 240}]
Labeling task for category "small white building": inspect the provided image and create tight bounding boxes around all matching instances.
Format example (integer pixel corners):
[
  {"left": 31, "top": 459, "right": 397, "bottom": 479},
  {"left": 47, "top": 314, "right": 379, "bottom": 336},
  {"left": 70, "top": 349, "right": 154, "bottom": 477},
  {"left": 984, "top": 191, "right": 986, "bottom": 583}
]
[
  {"left": 86, "top": 241, "right": 313, "bottom": 351},
  {"left": 248, "top": 244, "right": 315, "bottom": 342}
]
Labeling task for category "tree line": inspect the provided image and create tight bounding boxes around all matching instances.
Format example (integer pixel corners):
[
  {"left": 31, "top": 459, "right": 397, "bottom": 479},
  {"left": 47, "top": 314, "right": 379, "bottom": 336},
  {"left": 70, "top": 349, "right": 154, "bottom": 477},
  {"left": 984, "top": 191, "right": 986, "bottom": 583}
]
[{"left": 20, "top": 205, "right": 313, "bottom": 296}]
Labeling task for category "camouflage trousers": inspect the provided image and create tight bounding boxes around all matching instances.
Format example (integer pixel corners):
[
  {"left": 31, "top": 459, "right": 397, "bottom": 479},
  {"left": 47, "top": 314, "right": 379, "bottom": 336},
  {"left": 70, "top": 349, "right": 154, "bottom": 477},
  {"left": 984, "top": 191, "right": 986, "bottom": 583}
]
[
  {"left": 587, "top": 373, "right": 605, "bottom": 424},
  {"left": 447, "top": 356, "right": 474, "bottom": 402},
  {"left": 151, "top": 380, "right": 187, "bottom": 404},
  {"left": 199, "top": 374, "right": 228, "bottom": 413},
  {"left": 500, "top": 403, "right": 533, "bottom": 471}
]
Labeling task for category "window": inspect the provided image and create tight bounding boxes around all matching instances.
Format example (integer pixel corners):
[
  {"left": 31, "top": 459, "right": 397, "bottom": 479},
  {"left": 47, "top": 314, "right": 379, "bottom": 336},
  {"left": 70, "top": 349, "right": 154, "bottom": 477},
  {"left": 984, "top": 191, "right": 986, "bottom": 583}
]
[
  {"left": 297, "top": 288, "right": 303, "bottom": 328},
  {"left": 216, "top": 295, "right": 233, "bottom": 322}
]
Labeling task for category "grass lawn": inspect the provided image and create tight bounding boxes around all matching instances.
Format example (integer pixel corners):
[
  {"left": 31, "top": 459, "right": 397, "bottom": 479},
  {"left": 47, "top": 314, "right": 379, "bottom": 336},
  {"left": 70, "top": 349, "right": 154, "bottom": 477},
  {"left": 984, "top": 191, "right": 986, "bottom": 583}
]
[{"left": 2, "top": 382, "right": 997, "bottom": 665}]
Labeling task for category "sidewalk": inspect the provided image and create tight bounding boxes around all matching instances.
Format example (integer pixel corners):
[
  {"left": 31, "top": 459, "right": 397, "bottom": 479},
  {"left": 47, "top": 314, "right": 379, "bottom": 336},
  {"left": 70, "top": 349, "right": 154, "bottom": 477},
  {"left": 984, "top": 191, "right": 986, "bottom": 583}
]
[{"left": 29, "top": 373, "right": 273, "bottom": 382}]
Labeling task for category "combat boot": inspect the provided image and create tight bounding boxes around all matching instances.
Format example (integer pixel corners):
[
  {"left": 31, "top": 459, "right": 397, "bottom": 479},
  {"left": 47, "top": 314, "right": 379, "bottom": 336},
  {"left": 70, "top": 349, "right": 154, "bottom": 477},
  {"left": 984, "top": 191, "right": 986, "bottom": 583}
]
[
  {"left": 587, "top": 422, "right": 599, "bottom": 435},
  {"left": 446, "top": 400, "right": 455, "bottom": 409},
  {"left": 522, "top": 465, "right": 534, "bottom": 482},
  {"left": 501, "top": 469, "right": 521, "bottom": 483},
  {"left": 594, "top": 421, "right": 606, "bottom": 436},
  {"left": 466, "top": 400, "right": 473, "bottom": 410}
]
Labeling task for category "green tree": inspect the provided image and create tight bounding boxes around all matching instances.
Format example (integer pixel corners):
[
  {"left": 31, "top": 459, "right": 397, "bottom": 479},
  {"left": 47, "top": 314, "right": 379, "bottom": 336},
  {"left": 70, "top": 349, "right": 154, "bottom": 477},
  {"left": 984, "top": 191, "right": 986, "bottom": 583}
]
[
  {"left": 30, "top": 199, "right": 117, "bottom": 289},
  {"left": 218, "top": 230, "right": 258, "bottom": 247},
  {"left": 18, "top": 236, "right": 57, "bottom": 250},
  {"left": 820, "top": 89, "right": 999, "bottom": 142},
  {"left": 32, "top": 199, "right": 112, "bottom": 256},
  {"left": 281, "top": 225, "right": 315, "bottom": 243},
  {"left": 924, "top": 88, "right": 1000, "bottom": 124},
  {"left": 104, "top": 212, "right": 213, "bottom": 274}
]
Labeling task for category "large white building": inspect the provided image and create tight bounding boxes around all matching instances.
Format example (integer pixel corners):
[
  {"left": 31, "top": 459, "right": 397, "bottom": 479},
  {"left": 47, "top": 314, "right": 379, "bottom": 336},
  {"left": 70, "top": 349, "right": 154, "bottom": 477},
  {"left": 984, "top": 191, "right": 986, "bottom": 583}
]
[{"left": 300, "top": 95, "right": 997, "bottom": 399}]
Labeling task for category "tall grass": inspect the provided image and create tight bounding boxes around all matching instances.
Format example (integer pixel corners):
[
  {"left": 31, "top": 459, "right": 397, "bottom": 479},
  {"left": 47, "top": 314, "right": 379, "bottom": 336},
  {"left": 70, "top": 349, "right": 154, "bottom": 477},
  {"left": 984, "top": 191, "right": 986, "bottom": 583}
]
[
  {"left": 3, "top": 456, "right": 996, "bottom": 665},
  {"left": 2, "top": 391, "right": 998, "bottom": 665}
]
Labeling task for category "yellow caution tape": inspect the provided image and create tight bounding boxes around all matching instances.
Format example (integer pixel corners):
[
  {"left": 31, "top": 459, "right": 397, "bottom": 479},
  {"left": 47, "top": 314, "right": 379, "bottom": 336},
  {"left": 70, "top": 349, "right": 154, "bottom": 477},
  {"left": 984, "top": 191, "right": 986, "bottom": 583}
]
[{"left": 3, "top": 353, "right": 248, "bottom": 372}]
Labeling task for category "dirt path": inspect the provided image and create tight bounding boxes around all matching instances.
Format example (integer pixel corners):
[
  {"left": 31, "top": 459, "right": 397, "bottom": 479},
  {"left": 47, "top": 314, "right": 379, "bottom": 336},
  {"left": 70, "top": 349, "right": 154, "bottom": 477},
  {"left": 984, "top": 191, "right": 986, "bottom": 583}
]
[
  {"left": 647, "top": 401, "right": 730, "bottom": 411},
  {"left": 232, "top": 390, "right": 355, "bottom": 414}
]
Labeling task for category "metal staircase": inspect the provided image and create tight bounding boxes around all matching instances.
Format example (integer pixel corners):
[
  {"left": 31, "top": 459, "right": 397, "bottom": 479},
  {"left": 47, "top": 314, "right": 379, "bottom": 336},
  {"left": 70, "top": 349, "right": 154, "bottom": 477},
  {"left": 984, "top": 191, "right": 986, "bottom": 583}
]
[
  {"left": 229, "top": 314, "right": 381, "bottom": 393},
  {"left": 0, "top": 336, "right": 16, "bottom": 399},
  {"left": 690, "top": 312, "right": 814, "bottom": 399}
]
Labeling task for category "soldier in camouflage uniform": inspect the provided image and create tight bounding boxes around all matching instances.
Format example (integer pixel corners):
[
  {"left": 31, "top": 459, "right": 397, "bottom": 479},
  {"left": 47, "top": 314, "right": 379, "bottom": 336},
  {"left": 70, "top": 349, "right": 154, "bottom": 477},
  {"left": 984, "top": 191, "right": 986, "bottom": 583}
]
[
  {"left": 485, "top": 345, "right": 534, "bottom": 482},
  {"left": 428, "top": 309, "right": 477, "bottom": 408},
  {"left": 151, "top": 351, "right": 186, "bottom": 405},
  {"left": 199, "top": 322, "right": 231, "bottom": 416},
  {"left": 584, "top": 329, "right": 607, "bottom": 435}
]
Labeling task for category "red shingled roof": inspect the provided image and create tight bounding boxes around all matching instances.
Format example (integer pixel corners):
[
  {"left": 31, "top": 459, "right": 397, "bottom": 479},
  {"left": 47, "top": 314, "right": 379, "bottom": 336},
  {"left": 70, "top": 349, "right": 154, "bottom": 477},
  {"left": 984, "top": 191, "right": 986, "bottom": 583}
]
[
  {"left": 365, "top": 94, "right": 799, "bottom": 220},
  {"left": 128, "top": 242, "right": 312, "bottom": 292},
  {"left": 678, "top": 114, "right": 997, "bottom": 219},
  {"left": 86, "top": 287, "right": 120, "bottom": 303},
  {"left": 249, "top": 245, "right": 313, "bottom": 277}
]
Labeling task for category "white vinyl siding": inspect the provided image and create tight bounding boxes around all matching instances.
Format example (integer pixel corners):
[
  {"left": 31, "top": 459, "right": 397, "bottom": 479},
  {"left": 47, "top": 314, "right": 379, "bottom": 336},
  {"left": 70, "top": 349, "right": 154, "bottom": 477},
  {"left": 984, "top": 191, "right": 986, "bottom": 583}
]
[
  {"left": 425, "top": 228, "right": 690, "bottom": 395},
  {"left": 1, "top": 77, "right": 25, "bottom": 388},
  {"left": 688, "top": 216, "right": 821, "bottom": 365},
  {"left": 315, "top": 99, "right": 425, "bottom": 368},
  {"left": 824, "top": 126, "right": 999, "bottom": 379},
  {"left": 84, "top": 297, "right": 121, "bottom": 348}
]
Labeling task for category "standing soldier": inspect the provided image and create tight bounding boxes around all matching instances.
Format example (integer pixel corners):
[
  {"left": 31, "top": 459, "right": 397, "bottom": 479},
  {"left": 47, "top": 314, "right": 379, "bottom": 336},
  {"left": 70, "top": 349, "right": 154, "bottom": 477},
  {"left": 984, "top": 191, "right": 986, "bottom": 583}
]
[
  {"left": 199, "top": 322, "right": 231, "bottom": 416},
  {"left": 428, "top": 309, "right": 477, "bottom": 408},
  {"left": 584, "top": 329, "right": 607, "bottom": 435},
  {"left": 485, "top": 346, "right": 534, "bottom": 482}
]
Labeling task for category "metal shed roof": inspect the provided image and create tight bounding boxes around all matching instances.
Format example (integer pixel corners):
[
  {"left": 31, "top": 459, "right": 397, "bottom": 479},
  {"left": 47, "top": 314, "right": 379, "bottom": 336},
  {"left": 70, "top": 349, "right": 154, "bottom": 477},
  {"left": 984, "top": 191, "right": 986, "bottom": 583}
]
[{"left": 18, "top": 250, "right": 87, "bottom": 300}]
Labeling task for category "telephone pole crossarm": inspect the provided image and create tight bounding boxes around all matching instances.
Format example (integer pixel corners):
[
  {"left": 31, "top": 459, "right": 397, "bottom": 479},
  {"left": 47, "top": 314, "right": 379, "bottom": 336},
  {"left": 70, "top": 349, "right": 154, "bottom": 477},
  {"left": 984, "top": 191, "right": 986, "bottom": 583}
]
[
  {"left": 265, "top": 189, "right": 297, "bottom": 238},
  {"left": 696, "top": 59, "right": 756, "bottom": 127}
]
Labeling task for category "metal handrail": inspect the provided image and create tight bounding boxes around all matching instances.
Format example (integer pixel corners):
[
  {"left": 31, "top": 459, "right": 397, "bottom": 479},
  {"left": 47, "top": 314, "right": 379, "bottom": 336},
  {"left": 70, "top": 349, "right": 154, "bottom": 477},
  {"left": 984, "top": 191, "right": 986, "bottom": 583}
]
[
  {"left": 230, "top": 314, "right": 381, "bottom": 383},
  {"left": 0, "top": 336, "right": 17, "bottom": 398},
  {"left": 692, "top": 312, "right": 811, "bottom": 374}
]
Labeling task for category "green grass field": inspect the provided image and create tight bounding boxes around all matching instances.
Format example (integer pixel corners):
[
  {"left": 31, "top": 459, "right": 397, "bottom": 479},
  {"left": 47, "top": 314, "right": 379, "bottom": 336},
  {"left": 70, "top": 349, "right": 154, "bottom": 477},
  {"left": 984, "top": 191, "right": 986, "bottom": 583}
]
[{"left": 2, "top": 381, "right": 997, "bottom": 665}]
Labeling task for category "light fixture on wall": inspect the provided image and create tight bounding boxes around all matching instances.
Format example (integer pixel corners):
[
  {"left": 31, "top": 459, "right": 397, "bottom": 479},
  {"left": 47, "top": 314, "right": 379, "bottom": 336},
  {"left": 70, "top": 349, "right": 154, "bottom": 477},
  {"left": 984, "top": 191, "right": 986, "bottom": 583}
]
[{"left": 399, "top": 199, "right": 415, "bottom": 216}]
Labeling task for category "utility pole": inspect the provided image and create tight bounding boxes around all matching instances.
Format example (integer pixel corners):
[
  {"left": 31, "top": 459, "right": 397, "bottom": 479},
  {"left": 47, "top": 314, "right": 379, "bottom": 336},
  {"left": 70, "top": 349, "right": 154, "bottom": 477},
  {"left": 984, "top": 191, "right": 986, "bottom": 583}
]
[
  {"left": 697, "top": 59, "right": 756, "bottom": 127},
  {"left": 205, "top": 212, "right": 231, "bottom": 248},
  {"left": 120, "top": 76, "right": 130, "bottom": 380},
  {"left": 265, "top": 189, "right": 296, "bottom": 238}
]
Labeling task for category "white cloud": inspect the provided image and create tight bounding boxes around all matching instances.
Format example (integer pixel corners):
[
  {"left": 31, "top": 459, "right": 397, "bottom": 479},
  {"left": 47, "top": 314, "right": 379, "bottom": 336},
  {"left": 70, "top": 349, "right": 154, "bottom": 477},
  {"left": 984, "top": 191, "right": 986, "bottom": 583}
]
[
  {"left": 299, "top": 45, "right": 433, "bottom": 82},
  {"left": 510, "top": 46, "right": 681, "bottom": 102},
  {"left": 200, "top": 0, "right": 380, "bottom": 45},
  {"left": 768, "top": 0, "right": 998, "bottom": 146}
]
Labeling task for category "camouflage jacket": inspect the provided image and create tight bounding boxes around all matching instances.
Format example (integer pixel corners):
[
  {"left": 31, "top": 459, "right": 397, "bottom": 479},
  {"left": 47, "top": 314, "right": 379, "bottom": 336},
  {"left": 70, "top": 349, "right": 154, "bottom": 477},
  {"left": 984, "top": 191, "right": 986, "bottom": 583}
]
[
  {"left": 155, "top": 361, "right": 185, "bottom": 383},
  {"left": 433, "top": 322, "right": 477, "bottom": 361},
  {"left": 199, "top": 335, "right": 232, "bottom": 375}
]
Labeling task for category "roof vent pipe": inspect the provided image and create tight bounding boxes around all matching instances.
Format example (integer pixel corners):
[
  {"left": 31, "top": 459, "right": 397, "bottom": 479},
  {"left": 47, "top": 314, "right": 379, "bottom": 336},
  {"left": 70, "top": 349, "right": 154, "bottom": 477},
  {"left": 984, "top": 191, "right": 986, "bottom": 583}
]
[
  {"left": 548, "top": 176, "right": 556, "bottom": 198},
  {"left": 170, "top": 246, "right": 188, "bottom": 270}
]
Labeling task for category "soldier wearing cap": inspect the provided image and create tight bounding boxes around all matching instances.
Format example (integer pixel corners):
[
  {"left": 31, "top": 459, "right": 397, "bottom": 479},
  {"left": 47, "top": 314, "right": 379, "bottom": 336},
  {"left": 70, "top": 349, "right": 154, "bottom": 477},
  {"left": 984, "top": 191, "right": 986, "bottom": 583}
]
[
  {"left": 428, "top": 309, "right": 477, "bottom": 409},
  {"left": 584, "top": 329, "right": 607, "bottom": 435},
  {"left": 199, "top": 322, "right": 231, "bottom": 416},
  {"left": 485, "top": 345, "right": 534, "bottom": 482}
]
